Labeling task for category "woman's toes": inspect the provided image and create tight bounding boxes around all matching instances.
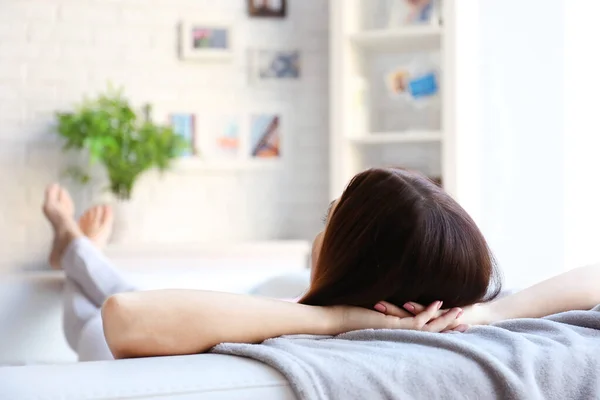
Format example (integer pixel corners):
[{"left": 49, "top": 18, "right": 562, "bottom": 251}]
[
  {"left": 78, "top": 205, "right": 113, "bottom": 249},
  {"left": 102, "top": 205, "right": 114, "bottom": 224}
]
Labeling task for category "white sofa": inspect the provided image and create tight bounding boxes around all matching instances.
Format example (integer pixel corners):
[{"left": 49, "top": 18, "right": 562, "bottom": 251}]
[
  {"left": 1, "top": 354, "right": 296, "bottom": 399},
  {"left": 0, "top": 242, "right": 310, "bottom": 399}
]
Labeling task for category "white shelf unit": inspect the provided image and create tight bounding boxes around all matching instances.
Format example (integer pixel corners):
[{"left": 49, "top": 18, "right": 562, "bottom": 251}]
[
  {"left": 348, "top": 130, "right": 442, "bottom": 144},
  {"left": 349, "top": 26, "right": 442, "bottom": 52},
  {"left": 329, "top": 0, "right": 455, "bottom": 198}
]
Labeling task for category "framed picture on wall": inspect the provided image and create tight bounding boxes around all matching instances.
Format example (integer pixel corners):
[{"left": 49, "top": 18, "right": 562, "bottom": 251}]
[
  {"left": 199, "top": 115, "right": 242, "bottom": 161},
  {"left": 169, "top": 113, "right": 196, "bottom": 156},
  {"left": 214, "top": 116, "right": 241, "bottom": 159},
  {"left": 249, "top": 114, "right": 281, "bottom": 159},
  {"left": 179, "top": 21, "right": 233, "bottom": 61},
  {"left": 248, "top": 0, "right": 287, "bottom": 18},
  {"left": 388, "top": 0, "right": 440, "bottom": 27},
  {"left": 251, "top": 49, "right": 300, "bottom": 80}
]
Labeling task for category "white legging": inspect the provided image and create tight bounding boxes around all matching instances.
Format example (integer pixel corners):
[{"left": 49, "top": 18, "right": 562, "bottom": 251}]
[{"left": 62, "top": 238, "right": 136, "bottom": 361}]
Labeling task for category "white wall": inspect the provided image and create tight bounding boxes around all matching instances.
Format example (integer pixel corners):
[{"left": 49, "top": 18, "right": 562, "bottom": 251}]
[
  {"left": 478, "top": 0, "right": 565, "bottom": 288},
  {"left": 563, "top": 1, "right": 600, "bottom": 270},
  {"left": 455, "top": 0, "right": 600, "bottom": 289},
  {"left": 452, "top": 0, "right": 566, "bottom": 288},
  {"left": 0, "top": 0, "right": 329, "bottom": 271}
]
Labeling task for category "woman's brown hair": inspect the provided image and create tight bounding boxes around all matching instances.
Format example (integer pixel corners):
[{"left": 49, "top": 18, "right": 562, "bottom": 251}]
[{"left": 300, "top": 167, "right": 501, "bottom": 309}]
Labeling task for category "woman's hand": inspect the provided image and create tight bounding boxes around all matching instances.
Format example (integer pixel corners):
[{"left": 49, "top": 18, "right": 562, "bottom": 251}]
[
  {"left": 329, "top": 301, "right": 465, "bottom": 335},
  {"left": 374, "top": 301, "right": 493, "bottom": 332}
]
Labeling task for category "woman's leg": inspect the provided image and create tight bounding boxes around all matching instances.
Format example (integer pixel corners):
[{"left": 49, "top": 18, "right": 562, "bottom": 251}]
[
  {"left": 61, "top": 237, "right": 137, "bottom": 360},
  {"left": 43, "top": 184, "right": 135, "bottom": 361},
  {"left": 76, "top": 313, "right": 113, "bottom": 361},
  {"left": 63, "top": 278, "right": 115, "bottom": 361},
  {"left": 62, "top": 237, "right": 136, "bottom": 309},
  {"left": 62, "top": 277, "right": 100, "bottom": 353}
]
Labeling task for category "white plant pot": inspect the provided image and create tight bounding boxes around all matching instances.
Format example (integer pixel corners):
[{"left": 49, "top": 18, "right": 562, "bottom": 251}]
[{"left": 111, "top": 199, "right": 135, "bottom": 244}]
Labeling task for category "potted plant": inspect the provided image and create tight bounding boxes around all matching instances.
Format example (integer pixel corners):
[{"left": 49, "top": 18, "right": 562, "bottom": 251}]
[{"left": 55, "top": 87, "right": 189, "bottom": 242}]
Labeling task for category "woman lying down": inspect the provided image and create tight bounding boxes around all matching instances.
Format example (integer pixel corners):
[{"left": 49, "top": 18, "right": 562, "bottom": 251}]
[{"left": 44, "top": 168, "right": 600, "bottom": 399}]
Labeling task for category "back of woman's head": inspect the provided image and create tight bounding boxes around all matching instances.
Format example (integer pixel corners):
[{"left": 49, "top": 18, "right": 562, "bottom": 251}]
[{"left": 300, "top": 167, "right": 501, "bottom": 309}]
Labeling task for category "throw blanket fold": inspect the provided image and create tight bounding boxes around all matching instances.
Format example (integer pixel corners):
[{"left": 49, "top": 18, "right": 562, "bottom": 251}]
[{"left": 214, "top": 306, "right": 600, "bottom": 400}]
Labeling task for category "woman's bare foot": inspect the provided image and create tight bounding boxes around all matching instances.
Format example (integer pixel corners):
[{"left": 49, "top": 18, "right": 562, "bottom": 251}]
[
  {"left": 42, "top": 184, "right": 84, "bottom": 269},
  {"left": 79, "top": 205, "right": 114, "bottom": 250}
]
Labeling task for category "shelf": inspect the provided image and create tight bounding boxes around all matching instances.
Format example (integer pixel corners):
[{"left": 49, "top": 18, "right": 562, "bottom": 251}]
[
  {"left": 175, "top": 158, "right": 282, "bottom": 172},
  {"left": 3, "top": 240, "right": 312, "bottom": 274},
  {"left": 348, "top": 26, "right": 441, "bottom": 52},
  {"left": 347, "top": 131, "right": 442, "bottom": 144},
  {"left": 104, "top": 241, "right": 311, "bottom": 261}
]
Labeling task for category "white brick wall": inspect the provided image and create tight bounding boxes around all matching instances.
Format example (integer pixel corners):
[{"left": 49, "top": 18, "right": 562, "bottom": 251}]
[{"left": 0, "top": 0, "right": 330, "bottom": 270}]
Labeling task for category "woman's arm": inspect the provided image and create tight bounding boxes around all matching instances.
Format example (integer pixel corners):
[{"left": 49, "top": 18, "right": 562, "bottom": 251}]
[
  {"left": 481, "top": 264, "right": 600, "bottom": 324},
  {"left": 102, "top": 290, "right": 461, "bottom": 359},
  {"left": 102, "top": 290, "right": 332, "bottom": 359},
  {"left": 379, "top": 264, "right": 600, "bottom": 326}
]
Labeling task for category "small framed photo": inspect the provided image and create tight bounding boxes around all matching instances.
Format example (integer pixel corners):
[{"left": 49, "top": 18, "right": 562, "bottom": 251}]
[
  {"left": 385, "top": 65, "right": 439, "bottom": 100},
  {"left": 201, "top": 115, "right": 242, "bottom": 160},
  {"left": 386, "top": 67, "right": 411, "bottom": 96},
  {"left": 250, "top": 114, "right": 281, "bottom": 159},
  {"left": 215, "top": 117, "right": 241, "bottom": 159},
  {"left": 252, "top": 50, "right": 300, "bottom": 80},
  {"left": 179, "top": 21, "right": 233, "bottom": 61},
  {"left": 170, "top": 113, "right": 196, "bottom": 156},
  {"left": 248, "top": 0, "right": 287, "bottom": 18},
  {"left": 388, "top": 0, "right": 440, "bottom": 27}
]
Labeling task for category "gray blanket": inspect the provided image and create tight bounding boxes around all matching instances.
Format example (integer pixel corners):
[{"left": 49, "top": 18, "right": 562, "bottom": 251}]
[{"left": 214, "top": 306, "right": 600, "bottom": 400}]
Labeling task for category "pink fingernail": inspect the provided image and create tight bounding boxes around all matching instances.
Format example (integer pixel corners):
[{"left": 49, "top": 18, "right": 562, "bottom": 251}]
[
  {"left": 456, "top": 325, "right": 468, "bottom": 332},
  {"left": 374, "top": 303, "right": 386, "bottom": 313},
  {"left": 437, "top": 301, "right": 443, "bottom": 310},
  {"left": 456, "top": 309, "right": 463, "bottom": 318},
  {"left": 403, "top": 303, "right": 415, "bottom": 312}
]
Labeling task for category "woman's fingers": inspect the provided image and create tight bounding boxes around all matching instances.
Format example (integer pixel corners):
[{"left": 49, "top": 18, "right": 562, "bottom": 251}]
[
  {"left": 411, "top": 301, "right": 444, "bottom": 328},
  {"left": 404, "top": 301, "right": 450, "bottom": 320},
  {"left": 374, "top": 300, "right": 470, "bottom": 333},
  {"left": 377, "top": 300, "right": 449, "bottom": 330},
  {"left": 445, "top": 324, "right": 470, "bottom": 333},
  {"left": 422, "top": 308, "right": 463, "bottom": 332},
  {"left": 374, "top": 301, "right": 412, "bottom": 318},
  {"left": 403, "top": 302, "right": 426, "bottom": 314},
  {"left": 375, "top": 300, "right": 447, "bottom": 319}
]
